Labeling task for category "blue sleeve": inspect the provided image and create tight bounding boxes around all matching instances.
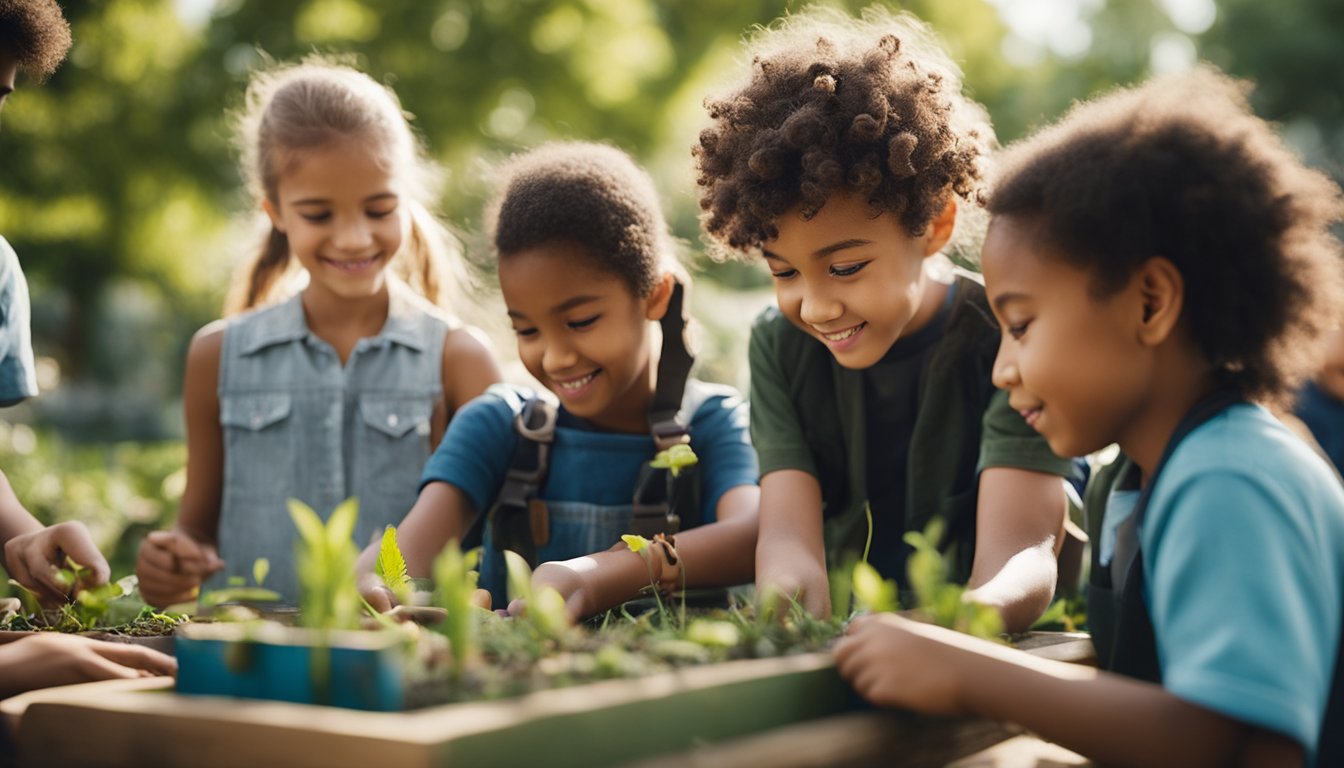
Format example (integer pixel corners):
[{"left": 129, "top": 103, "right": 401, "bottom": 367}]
[
  {"left": 0, "top": 239, "right": 38, "bottom": 407},
  {"left": 688, "top": 391, "right": 759, "bottom": 525},
  {"left": 419, "top": 391, "right": 518, "bottom": 515},
  {"left": 1144, "top": 468, "right": 1340, "bottom": 753}
]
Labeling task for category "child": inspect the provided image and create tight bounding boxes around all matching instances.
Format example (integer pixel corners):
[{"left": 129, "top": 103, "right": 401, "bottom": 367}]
[
  {"left": 835, "top": 68, "right": 1344, "bottom": 766},
  {"left": 694, "top": 7, "right": 1073, "bottom": 631},
  {"left": 135, "top": 60, "right": 501, "bottom": 606},
  {"left": 0, "top": 0, "right": 176, "bottom": 691},
  {"left": 356, "top": 142, "right": 760, "bottom": 619}
]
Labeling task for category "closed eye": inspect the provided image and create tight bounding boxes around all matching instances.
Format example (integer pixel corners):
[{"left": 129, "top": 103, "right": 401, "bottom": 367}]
[
  {"left": 513, "top": 327, "right": 538, "bottom": 338},
  {"left": 568, "top": 315, "right": 600, "bottom": 330},
  {"left": 300, "top": 212, "right": 332, "bottom": 223},
  {"left": 1005, "top": 321, "right": 1031, "bottom": 340},
  {"left": 829, "top": 261, "right": 870, "bottom": 277},
  {"left": 769, "top": 268, "right": 798, "bottom": 280}
]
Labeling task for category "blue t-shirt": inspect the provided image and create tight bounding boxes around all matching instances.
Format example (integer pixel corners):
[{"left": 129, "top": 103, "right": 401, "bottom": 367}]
[
  {"left": 1141, "top": 403, "right": 1344, "bottom": 761},
  {"left": 421, "top": 379, "right": 758, "bottom": 531},
  {"left": 0, "top": 238, "right": 39, "bottom": 407}
]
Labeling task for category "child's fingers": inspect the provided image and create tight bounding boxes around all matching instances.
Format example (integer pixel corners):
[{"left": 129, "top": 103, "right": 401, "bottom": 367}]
[
  {"left": 136, "top": 541, "right": 184, "bottom": 574},
  {"left": 43, "top": 522, "right": 111, "bottom": 586},
  {"left": 86, "top": 641, "right": 178, "bottom": 677},
  {"left": 471, "top": 589, "right": 492, "bottom": 611}
]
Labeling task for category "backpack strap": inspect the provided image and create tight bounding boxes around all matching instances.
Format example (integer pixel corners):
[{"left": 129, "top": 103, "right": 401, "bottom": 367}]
[
  {"left": 649, "top": 279, "right": 694, "bottom": 450},
  {"left": 487, "top": 394, "right": 558, "bottom": 568}
]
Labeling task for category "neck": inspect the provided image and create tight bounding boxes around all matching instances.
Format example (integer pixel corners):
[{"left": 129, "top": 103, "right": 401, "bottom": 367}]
[
  {"left": 1117, "top": 343, "right": 1220, "bottom": 485},
  {"left": 300, "top": 281, "right": 391, "bottom": 341},
  {"left": 902, "top": 273, "right": 950, "bottom": 338}
]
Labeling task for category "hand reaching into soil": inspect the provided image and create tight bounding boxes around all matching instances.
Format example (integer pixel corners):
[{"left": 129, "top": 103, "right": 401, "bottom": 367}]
[
  {"left": 3, "top": 521, "right": 110, "bottom": 604},
  {"left": 755, "top": 542, "right": 831, "bottom": 619},
  {"left": 134, "top": 530, "right": 223, "bottom": 607},
  {"left": 0, "top": 634, "right": 177, "bottom": 699}
]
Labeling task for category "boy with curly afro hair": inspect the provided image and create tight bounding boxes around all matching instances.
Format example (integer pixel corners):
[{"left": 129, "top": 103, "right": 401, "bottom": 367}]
[
  {"left": 837, "top": 67, "right": 1344, "bottom": 767},
  {"left": 0, "top": 0, "right": 177, "bottom": 694},
  {"left": 695, "top": 6, "right": 1073, "bottom": 631}
]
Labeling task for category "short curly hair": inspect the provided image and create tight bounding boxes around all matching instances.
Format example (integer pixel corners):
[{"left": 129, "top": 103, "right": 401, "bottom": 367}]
[
  {"left": 694, "top": 6, "right": 993, "bottom": 257},
  {"left": 0, "top": 0, "right": 71, "bottom": 80},
  {"left": 988, "top": 66, "right": 1344, "bottom": 408},
  {"left": 486, "top": 142, "right": 676, "bottom": 298}
]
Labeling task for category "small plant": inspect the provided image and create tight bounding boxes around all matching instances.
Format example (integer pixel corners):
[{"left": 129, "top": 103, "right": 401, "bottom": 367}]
[
  {"left": 904, "top": 520, "right": 1003, "bottom": 640},
  {"left": 432, "top": 539, "right": 483, "bottom": 674},
  {"left": 287, "top": 497, "right": 362, "bottom": 632},
  {"left": 375, "top": 526, "right": 414, "bottom": 607},
  {"left": 621, "top": 533, "right": 686, "bottom": 628},
  {"left": 650, "top": 444, "right": 697, "bottom": 477},
  {"left": 502, "top": 550, "right": 570, "bottom": 645},
  {"left": 4, "top": 568, "right": 185, "bottom": 636},
  {"left": 198, "top": 557, "right": 282, "bottom": 609}
]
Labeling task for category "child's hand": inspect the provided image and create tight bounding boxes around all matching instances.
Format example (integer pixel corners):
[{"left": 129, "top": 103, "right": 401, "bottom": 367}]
[
  {"left": 134, "top": 530, "right": 223, "bottom": 608},
  {"left": 756, "top": 545, "right": 830, "bottom": 619},
  {"left": 3, "top": 521, "right": 111, "bottom": 604},
  {"left": 0, "top": 633, "right": 178, "bottom": 699},
  {"left": 833, "top": 612, "right": 975, "bottom": 716},
  {"left": 516, "top": 561, "right": 591, "bottom": 623},
  {"left": 358, "top": 572, "right": 399, "bottom": 613}
]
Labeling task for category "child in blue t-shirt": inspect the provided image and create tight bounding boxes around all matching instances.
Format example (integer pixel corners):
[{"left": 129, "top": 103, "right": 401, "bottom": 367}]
[
  {"left": 835, "top": 68, "right": 1344, "bottom": 766},
  {"left": 356, "top": 143, "right": 759, "bottom": 618}
]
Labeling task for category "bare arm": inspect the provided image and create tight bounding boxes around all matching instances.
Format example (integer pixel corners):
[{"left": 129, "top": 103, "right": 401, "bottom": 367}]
[
  {"left": 835, "top": 614, "right": 1302, "bottom": 768},
  {"left": 755, "top": 469, "right": 829, "bottom": 617},
  {"left": 965, "top": 467, "right": 1066, "bottom": 633},
  {"left": 355, "top": 480, "right": 476, "bottom": 610},
  {"left": 134, "top": 325, "right": 225, "bottom": 606},
  {"left": 432, "top": 326, "right": 501, "bottom": 444}
]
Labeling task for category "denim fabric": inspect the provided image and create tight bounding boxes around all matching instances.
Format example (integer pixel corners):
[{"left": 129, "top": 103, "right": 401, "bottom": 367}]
[
  {"left": 478, "top": 500, "right": 639, "bottom": 603},
  {"left": 211, "top": 282, "right": 452, "bottom": 602},
  {"left": 0, "top": 238, "right": 38, "bottom": 407}
]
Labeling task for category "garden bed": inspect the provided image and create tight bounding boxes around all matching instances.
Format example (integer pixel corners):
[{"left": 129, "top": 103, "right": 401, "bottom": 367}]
[{"left": 0, "top": 632, "right": 1092, "bottom": 768}]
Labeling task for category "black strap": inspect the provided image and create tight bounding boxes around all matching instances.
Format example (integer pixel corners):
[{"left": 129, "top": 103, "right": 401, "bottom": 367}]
[
  {"left": 1090, "top": 389, "right": 1242, "bottom": 679},
  {"left": 649, "top": 279, "right": 694, "bottom": 449},
  {"left": 487, "top": 396, "right": 557, "bottom": 566}
]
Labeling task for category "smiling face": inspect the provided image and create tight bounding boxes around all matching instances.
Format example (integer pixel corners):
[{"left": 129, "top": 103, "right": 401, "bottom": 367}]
[
  {"left": 263, "top": 138, "right": 407, "bottom": 304},
  {"left": 762, "top": 191, "right": 953, "bottom": 369},
  {"left": 982, "top": 215, "right": 1156, "bottom": 458},
  {"left": 499, "top": 243, "right": 671, "bottom": 433}
]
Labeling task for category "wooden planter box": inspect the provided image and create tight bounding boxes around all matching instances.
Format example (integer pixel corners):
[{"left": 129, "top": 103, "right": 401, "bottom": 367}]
[
  {"left": 0, "top": 633, "right": 1093, "bottom": 768},
  {"left": 174, "top": 622, "right": 409, "bottom": 711}
]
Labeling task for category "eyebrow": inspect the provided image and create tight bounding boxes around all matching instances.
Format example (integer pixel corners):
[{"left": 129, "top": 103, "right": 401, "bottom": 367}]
[
  {"left": 991, "top": 291, "right": 1031, "bottom": 313},
  {"left": 506, "top": 295, "right": 601, "bottom": 319},
  {"left": 290, "top": 192, "right": 399, "bottom": 206},
  {"left": 763, "top": 238, "right": 873, "bottom": 262}
]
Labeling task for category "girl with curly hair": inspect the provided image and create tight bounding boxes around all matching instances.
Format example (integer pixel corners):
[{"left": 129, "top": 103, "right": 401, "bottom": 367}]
[
  {"left": 837, "top": 67, "right": 1344, "bottom": 767},
  {"left": 695, "top": 6, "right": 1073, "bottom": 630}
]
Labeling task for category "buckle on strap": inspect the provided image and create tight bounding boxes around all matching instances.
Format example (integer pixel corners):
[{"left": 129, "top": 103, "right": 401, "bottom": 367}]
[{"left": 650, "top": 417, "right": 689, "bottom": 451}]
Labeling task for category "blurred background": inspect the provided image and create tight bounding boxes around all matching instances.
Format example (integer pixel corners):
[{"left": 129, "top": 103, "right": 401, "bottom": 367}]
[{"left": 0, "top": 0, "right": 1340, "bottom": 578}]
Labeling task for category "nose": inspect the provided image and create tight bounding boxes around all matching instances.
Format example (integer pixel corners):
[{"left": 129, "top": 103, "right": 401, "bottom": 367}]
[
  {"left": 797, "top": 281, "right": 843, "bottom": 327},
  {"left": 541, "top": 336, "right": 579, "bottom": 376},
  {"left": 991, "top": 334, "right": 1020, "bottom": 390},
  {"left": 332, "top": 214, "right": 374, "bottom": 252}
]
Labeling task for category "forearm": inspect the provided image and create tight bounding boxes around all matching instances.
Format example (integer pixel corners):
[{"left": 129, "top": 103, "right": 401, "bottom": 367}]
[
  {"left": 965, "top": 540, "right": 1057, "bottom": 633},
  {"left": 960, "top": 643, "right": 1245, "bottom": 768},
  {"left": 757, "top": 470, "right": 825, "bottom": 567},
  {"left": 0, "top": 469, "right": 42, "bottom": 546},
  {"left": 674, "top": 513, "right": 757, "bottom": 589}
]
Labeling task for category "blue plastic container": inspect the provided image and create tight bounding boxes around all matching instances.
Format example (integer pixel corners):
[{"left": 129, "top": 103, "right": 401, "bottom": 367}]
[{"left": 175, "top": 622, "right": 409, "bottom": 711}]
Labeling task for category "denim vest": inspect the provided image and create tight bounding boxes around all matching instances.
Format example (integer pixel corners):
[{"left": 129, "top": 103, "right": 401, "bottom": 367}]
[{"left": 212, "top": 284, "right": 451, "bottom": 603}]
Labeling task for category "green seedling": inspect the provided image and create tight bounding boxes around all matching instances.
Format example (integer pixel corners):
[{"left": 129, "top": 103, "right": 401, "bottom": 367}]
[
  {"left": 375, "top": 525, "right": 414, "bottom": 607},
  {"left": 502, "top": 550, "right": 568, "bottom": 645},
  {"left": 432, "top": 539, "right": 482, "bottom": 674},
  {"left": 903, "top": 521, "right": 1003, "bottom": 640},
  {"left": 650, "top": 444, "right": 698, "bottom": 477},
  {"left": 200, "top": 558, "right": 281, "bottom": 609},
  {"left": 288, "top": 497, "right": 362, "bottom": 632}
]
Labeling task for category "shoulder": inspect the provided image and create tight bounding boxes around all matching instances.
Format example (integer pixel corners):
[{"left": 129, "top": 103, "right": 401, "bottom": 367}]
[
  {"left": 748, "top": 305, "right": 828, "bottom": 370},
  {"left": 441, "top": 324, "right": 496, "bottom": 367},
  {"left": 685, "top": 379, "right": 748, "bottom": 424},
  {"left": 187, "top": 320, "right": 228, "bottom": 366}
]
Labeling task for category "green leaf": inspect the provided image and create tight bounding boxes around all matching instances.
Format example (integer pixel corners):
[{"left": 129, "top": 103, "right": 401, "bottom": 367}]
[
  {"left": 851, "top": 561, "right": 898, "bottom": 614},
  {"left": 502, "top": 550, "right": 533, "bottom": 605},
  {"left": 252, "top": 558, "right": 270, "bottom": 587},
  {"left": 287, "top": 499, "right": 325, "bottom": 548},
  {"left": 326, "top": 497, "right": 359, "bottom": 550},
  {"left": 375, "top": 526, "right": 412, "bottom": 604},
  {"left": 650, "top": 444, "right": 698, "bottom": 477}
]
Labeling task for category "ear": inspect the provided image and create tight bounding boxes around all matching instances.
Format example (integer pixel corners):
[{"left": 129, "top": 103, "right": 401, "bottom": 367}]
[
  {"left": 922, "top": 199, "right": 958, "bottom": 258},
  {"left": 262, "top": 198, "right": 285, "bottom": 233},
  {"left": 1134, "top": 256, "right": 1184, "bottom": 347},
  {"left": 644, "top": 272, "right": 676, "bottom": 322}
]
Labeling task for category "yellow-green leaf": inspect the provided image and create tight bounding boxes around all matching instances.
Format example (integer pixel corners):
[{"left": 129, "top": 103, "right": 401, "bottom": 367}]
[{"left": 621, "top": 534, "right": 650, "bottom": 553}]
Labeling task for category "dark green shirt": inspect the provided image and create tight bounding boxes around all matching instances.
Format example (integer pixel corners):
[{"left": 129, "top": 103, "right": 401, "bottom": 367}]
[{"left": 748, "top": 275, "right": 1072, "bottom": 585}]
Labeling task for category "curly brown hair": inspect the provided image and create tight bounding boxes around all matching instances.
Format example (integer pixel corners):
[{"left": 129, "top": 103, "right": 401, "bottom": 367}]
[
  {"left": 0, "top": 0, "right": 71, "bottom": 80},
  {"left": 694, "top": 6, "right": 993, "bottom": 257},
  {"left": 486, "top": 141, "right": 679, "bottom": 298},
  {"left": 988, "top": 66, "right": 1344, "bottom": 407}
]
